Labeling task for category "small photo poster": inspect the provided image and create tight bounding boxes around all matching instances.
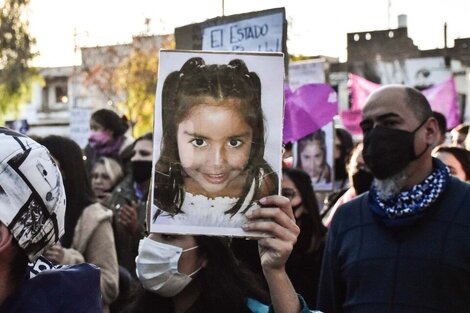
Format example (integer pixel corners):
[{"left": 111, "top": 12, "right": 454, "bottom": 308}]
[
  {"left": 150, "top": 50, "right": 285, "bottom": 237},
  {"left": 293, "top": 121, "right": 335, "bottom": 192}
]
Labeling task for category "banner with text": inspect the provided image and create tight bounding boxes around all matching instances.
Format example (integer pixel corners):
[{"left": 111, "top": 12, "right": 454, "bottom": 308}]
[{"left": 202, "top": 12, "right": 283, "bottom": 52}]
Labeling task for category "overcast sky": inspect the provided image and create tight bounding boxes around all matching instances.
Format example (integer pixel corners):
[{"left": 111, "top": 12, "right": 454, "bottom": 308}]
[{"left": 26, "top": 0, "right": 470, "bottom": 67}]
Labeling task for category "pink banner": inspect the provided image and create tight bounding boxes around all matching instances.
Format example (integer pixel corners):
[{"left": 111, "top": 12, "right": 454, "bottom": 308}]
[
  {"left": 422, "top": 77, "right": 460, "bottom": 129},
  {"left": 349, "top": 73, "right": 380, "bottom": 110},
  {"left": 341, "top": 74, "right": 460, "bottom": 134}
]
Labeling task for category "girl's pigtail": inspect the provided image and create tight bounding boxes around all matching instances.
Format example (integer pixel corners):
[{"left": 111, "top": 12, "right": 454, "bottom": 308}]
[{"left": 180, "top": 57, "right": 205, "bottom": 75}]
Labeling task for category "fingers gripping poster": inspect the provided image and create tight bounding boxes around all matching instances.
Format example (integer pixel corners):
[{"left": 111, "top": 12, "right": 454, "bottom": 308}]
[{"left": 150, "top": 50, "right": 284, "bottom": 237}]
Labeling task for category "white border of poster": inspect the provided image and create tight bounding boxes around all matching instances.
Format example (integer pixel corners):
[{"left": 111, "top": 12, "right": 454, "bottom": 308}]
[{"left": 150, "top": 50, "right": 285, "bottom": 237}]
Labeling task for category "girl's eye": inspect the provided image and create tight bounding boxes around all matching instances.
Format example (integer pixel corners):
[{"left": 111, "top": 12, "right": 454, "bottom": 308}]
[
  {"left": 228, "top": 139, "right": 243, "bottom": 148},
  {"left": 190, "top": 138, "right": 207, "bottom": 148}
]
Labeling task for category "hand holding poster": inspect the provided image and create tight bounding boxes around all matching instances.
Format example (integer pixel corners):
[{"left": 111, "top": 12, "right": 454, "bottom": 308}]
[{"left": 150, "top": 50, "right": 284, "bottom": 237}]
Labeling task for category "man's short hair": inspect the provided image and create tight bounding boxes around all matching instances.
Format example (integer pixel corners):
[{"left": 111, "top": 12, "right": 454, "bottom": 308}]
[
  {"left": 404, "top": 87, "right": 433, "bottom": 122},
  {"left": 0, "top": 128, "right": 66, "bottom": 261}
]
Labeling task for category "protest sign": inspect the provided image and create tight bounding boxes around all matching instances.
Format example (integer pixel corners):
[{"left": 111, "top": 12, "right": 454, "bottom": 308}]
[
  {"left": 150, "top": 50, "right": 284, "bottom": 237},
  {"left": 202, "top": 11, "right": 283, "bottom": 52}
]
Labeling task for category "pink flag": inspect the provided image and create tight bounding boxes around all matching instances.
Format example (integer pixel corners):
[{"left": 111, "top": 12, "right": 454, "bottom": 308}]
[
  {"left": 341, "top": 74, "right": 460, "bottom": 134},
  {"left": 422, "top": 77, "right": 460, "bottom": 129},
  {"left": 340, "top": 109, "right": 363, "bottom": 135},
  {"left": 349, "top": 73, "right": 380, "bottom": 110},
  {"left": 283, "top": 83, "right": 338, "bottom": 143}
]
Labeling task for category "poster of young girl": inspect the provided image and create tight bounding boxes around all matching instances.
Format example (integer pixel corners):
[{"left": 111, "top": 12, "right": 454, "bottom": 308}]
[
  {"left": 150, "top": 50, "right": 284, "bottom": 237},
  {"left": 293, "top": 121, "right": 335, "bottom": 192}
]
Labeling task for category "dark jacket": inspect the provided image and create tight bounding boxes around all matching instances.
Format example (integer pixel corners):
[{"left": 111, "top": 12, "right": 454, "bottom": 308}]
[
  {"left": 317, "top": 177, "right": 470, "bottom": 313},
  {"left": 0, "top": 258, "right": 102, "bottom": 313},
  {"left": 107, "top": 175, "right": 147, "bottom": 276}
]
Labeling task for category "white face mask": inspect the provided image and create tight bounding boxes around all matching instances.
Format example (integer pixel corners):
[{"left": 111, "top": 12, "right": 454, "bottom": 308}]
[{"left": 135, "top": 237, "right": 201, "bottom": 297}]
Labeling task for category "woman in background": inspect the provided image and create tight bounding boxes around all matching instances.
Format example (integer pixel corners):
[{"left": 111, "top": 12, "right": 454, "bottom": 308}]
[
  {"left": 433, "top": 146, "right": 470, "bottom": 182},
  {"left": 282, "top": 167, "right": 327, "bottom": 307},
  {"left": 85, "top": 109, "right": 134, "bottom": 174},
  {"left": 40, "top": 135, "right": 119, "bottom": 313},
  {"left": 91, "top": 157, "right": 125, "bottom": 205}
]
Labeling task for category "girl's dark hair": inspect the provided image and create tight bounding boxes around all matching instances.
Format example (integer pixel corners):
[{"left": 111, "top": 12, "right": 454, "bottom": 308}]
[
  {"left": 282, "top": 167, "right": 327, "bottom": 253},
  {"left": 121, "top": 236, "right": 269, "bottom": 313},
  {"left": 435, "top": 146, "right": 470, "bottom": 180},
  {"left": 38, "top": 135, "right": 94, "bottom": 248},
  {"left": 154, "top": 57, "right": 278, "bottom": 217},
  {"left": 92, "top": 109, "right": 129, "bottom": 138}
]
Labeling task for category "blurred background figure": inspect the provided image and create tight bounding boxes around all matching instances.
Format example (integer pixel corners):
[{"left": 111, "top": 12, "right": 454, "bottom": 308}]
[
  {"left": 322, "top": 143, "right": 373, "bottom": 227},
  {"left": 432, "top": 111, "right": 447, "bottom": 145},
  {"left": 85, "top": 109, "right": 134, "bottom": 175},
  {"left": 39, "top": 135, "right": 119, "bottom": 313},
  {"left": 91, "top": 157, "right": 125, "bottom": 206},
  {"left": 433, "top": 146, "right": 470, "bottom": 182},
  {"left": 297, "top": 130, "right": 331, "bottom": 184},
  {"left": 281, "top": 167, "right": 327, "bottom": 307},
  {"left": 333, "top": 127, "right": 354, "bottom": 189},
  {"left": 282, "top": 142, "right": 293, "bottom": 168},
  {"left": 450, "top": 123, "right": 469, "bottom": 148},
  {"left": 108, "top": 133, "right": 153, "bottom": 277}
]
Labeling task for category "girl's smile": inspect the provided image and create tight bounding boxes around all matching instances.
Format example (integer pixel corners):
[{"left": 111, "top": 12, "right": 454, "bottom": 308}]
[{"left": 177, "top": 98, "right": 253, "bottom": 197}]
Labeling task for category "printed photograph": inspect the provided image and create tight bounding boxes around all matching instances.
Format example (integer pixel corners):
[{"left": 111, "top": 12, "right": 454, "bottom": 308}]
[
  {"left": 293, "top": 122, "right": 335, "bottom": 192},
  {"left": 150, "top": 50, "right": 285, "bottom": 236}
]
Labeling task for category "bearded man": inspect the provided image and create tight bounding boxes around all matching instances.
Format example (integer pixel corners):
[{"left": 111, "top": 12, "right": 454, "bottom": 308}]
[{"left": 317, "top": 85, "right": 470, "bottom": 313}]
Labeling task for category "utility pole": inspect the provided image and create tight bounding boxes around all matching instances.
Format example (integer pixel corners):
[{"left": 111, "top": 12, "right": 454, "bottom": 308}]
[
  {"left": 387, "top": 0, "right": 391, "bottom": 29},
  {"left": 222, "top": 0, "right": 225, "bottom": 16}
]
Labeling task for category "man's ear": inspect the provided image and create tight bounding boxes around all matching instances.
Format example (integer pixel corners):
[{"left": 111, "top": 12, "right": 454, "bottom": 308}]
[
  {"left": 0, "top": 223, "right": 14, "bottom": 256},
  {"left": 424, "top": 117, "right": 440, "bottom": 146}
]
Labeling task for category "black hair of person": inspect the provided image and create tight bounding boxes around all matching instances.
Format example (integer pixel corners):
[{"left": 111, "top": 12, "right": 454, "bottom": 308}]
[
  {"left": 282, "top": 167, "right": 327, "bottom": 253},
  {"left": 454, "top": 124, "right": 470, "bottom": 136},
  {"left": 435, "top": 146, "right": 470, "bottom": 180},
  {"left": 335, "top": 127, "right": 354, "bottom": 181},
  {"left": 91, "top": 109, "right": 129, "bottom": 139},
  {"left": 403, "top": 87, "right": 433, "bottom": 122},
  {"left": 121, "top": 236, "right": 269, "bottom": 313},
  {"left": 432, "top": 111, "right": 447, "bottom": 136},
  {"left": 38, "top": 136, "right": 94, "bottom": 248},
  {"left": 335, "top": 128, "right": 353, "bottom": 161},
  {"left": 133, "top": 132, "right": 153, "bottom": 148},
  {"left": 153, "top": 57, "right": 278, "bottom": 218}
]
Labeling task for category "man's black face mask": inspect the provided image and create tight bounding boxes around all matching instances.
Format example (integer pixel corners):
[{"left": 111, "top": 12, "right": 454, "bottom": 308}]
[
  {"left": 132, "top": 161, "right": 152, "bottom": 184},
  {"left": 362, "top": 119, "right": 429, "bottom": 179}
]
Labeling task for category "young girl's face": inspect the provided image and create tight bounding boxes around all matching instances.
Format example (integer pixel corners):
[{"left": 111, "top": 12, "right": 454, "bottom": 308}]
[
  {"left": 176, "top": 98, "right": 253, "bottom": 197},
  {"left": 300, "top": 141, "right": 324, "bottom": 177}
]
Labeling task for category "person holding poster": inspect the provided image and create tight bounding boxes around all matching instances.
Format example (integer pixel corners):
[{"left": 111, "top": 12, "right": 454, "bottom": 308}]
[
  {"left": 152, "top": 53, "right": 282, "bottom": 235},
  {"left": 123, "top": 195, "right": 320, "bottom": 313}
]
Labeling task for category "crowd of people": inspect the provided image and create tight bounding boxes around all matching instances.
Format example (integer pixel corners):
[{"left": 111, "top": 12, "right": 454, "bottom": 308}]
[{"left": 2, "top": 82, "right": 470, "bottom": 312}]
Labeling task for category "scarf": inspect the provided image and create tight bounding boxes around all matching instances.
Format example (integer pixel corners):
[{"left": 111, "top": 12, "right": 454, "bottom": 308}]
[
  {"left": 92, "top": 136, "right": 125, "bottom": 160},
  {"left": 369, "top": 158, "right": 450, "bottom": 227}
]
